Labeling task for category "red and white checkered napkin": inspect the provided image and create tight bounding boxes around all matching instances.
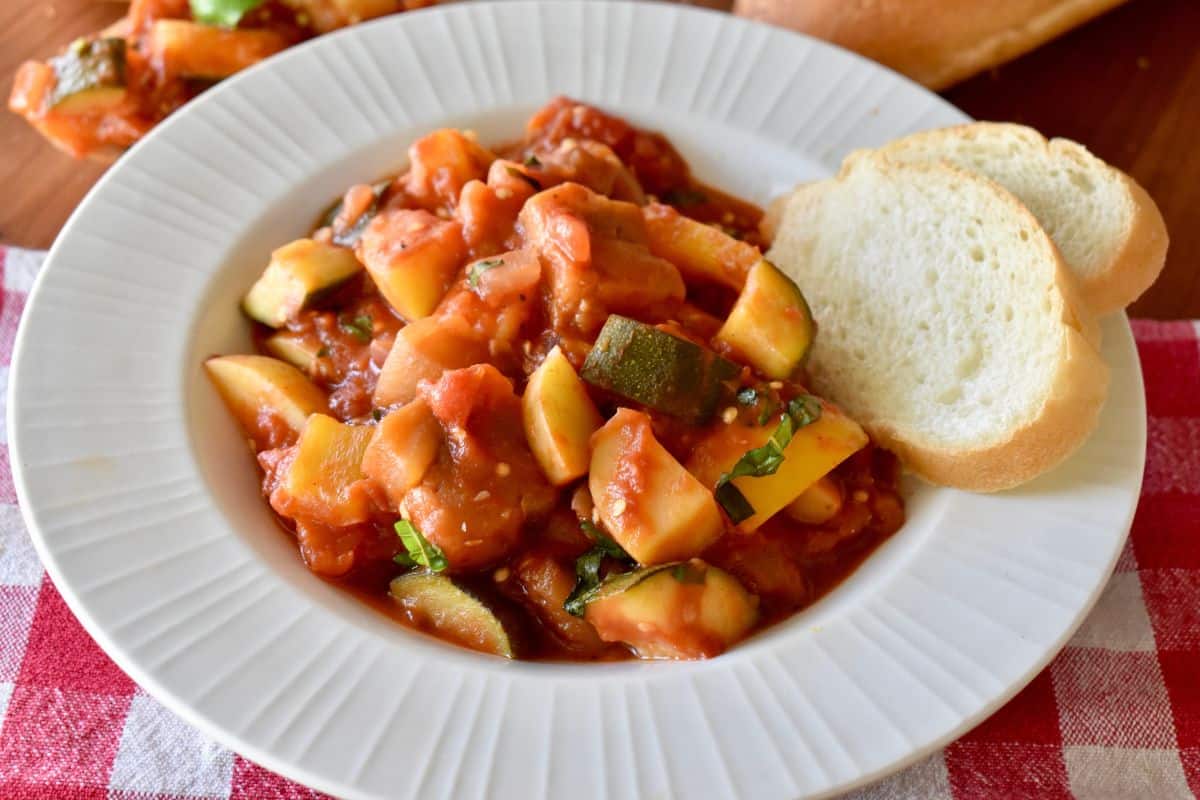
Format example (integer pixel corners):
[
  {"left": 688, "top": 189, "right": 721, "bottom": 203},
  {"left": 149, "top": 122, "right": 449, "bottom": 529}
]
[{"left": 0, "top": 244, "right": 1196, "bottom": 799}]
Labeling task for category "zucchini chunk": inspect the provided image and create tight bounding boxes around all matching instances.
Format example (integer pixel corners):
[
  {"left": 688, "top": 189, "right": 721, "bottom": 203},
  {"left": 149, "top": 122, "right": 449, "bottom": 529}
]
[
  {"left": 589, "top": 409, "right": 724, "bottom": 565},
  {"left": 354, "top": 208, "right": 466, "bottom": 322},
  {"left": 581, "top": 315, "right": 739, "bottom": 425},
  {"left": 522, "top": 346, "right": 603, "bottom": 486},
  {"left": 263, "top": 332, "right": 323, "bottom": 373},
  {"left": 641, "top": 202, "right": 761, "bottom": 290},
  {"left": 582, "top": 560, "right": 758, "bottom": 659},
  {"left": 243, "top": 238, "right": 363, "bottom": 328},
  {"left": 361, "top": 399, "right": 442, "bottom": 509},
  {"left": 686, "top": 400, "right": 868, "bottom": 532},
  {"left": 149, "top": 20, "right": 288, "bottom": 80},
  {"left": 785, "top": 475, "right": 843, "bottom": 525},
  {"left": 205, "top": 354, "right": 327, "bottom": 449},
  {"left": 389, "top": 573, "right": 515, "bottom": 658},
  {"left": 716, "top": 259, "right": 816, "bottom": 379},
  {"left": 50, "top": 38, "right": 126, "bottom": 114},
  {"left": 274, "top": 414, "right": 374, "bottom": 527}
]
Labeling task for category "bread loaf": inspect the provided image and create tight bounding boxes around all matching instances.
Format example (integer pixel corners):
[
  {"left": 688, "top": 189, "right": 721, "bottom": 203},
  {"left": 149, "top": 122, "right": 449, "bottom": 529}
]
[{"left": 734, "top": 0, "right": 1129, "bottom": 90}]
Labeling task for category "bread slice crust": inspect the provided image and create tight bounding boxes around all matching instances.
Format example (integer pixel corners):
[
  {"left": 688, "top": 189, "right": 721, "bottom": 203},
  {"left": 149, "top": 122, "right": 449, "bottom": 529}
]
[{"left": 768, "top": 156, "right": 1109, "bottom": 491}]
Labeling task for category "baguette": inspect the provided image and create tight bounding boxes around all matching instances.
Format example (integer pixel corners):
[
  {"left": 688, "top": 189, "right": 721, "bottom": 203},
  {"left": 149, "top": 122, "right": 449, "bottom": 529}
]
[
  {"left": 767, "top": 155, "right": 1109, "bottom": 491},
  {"left": 848, "top": 123, "right": 1168, "bottom": 315},
  {"left": 734, "top": 0, "right": 1129, "bottom": 90}
]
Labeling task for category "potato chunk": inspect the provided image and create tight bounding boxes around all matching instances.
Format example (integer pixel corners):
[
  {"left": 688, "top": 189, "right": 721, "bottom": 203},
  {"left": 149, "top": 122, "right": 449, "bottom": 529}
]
[
  {"left": 355, "top": 208, "right": 465, "bottom": 322},
  {"left": 361, "top": 399, "right": 442, "bottom": 510},
  {"left": 589, "top": 409, "right": 724, "bottom": 565}
]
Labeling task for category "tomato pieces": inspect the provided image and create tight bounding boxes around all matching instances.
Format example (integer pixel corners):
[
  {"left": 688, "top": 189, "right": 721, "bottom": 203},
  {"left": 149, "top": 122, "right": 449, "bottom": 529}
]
[{"left": 401, "top": 365, "right": 555, "bottom": 572}]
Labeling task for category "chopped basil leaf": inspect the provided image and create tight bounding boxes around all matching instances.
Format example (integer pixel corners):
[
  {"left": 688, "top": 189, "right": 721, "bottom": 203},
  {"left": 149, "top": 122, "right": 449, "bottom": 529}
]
[
  {"left": 714, "top": 394, "right": 823, "bottom": 522},
  {"left": 505, "top": 166, "right": 543, "bottom": 192},
  {"left": 189, "top": 0, "right": 265, "bottom": 28},
  {"left": 787, "top": 395, "right": 822, "bottom": 427},
  {"left": 523, "top": 154, "right": 541, "bottom": 168},
  {"left": 564, "top": 520, "right": 635, "bottom": 616},
  {"left": 714, "top": 482, "right": 756, "bottom": 524},
  {"left": 394, "top": 520, "right": 448, "bottom": 572},
  {"left": 339, "top": 313, "right": 373, "bottom": 343},
  {"left": 467, "top": 258, "right": 504, "bottom": 289},
  {"left": 662, "top": 187, "right": 708, "bottom": 207},
  {"left": 372, "top": 408, "right": 383, "bottom": 421}
]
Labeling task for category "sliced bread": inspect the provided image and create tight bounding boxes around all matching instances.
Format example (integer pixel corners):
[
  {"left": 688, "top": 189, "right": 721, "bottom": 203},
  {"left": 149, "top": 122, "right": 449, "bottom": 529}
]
[
  {"left": 850, "top": 122, "right": 1168, "bottom": 315},
  {"left": 767, "top": 155, "right": 1109, "bottom": 491}
]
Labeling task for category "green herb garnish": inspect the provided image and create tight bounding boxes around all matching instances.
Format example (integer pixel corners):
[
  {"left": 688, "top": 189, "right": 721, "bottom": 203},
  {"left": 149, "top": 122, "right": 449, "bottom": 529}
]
[
  {"left": 316, "top": 346, "right": 330, "bottom": 358},
  {"left": 372, "top": 409, "right": 384, "bottom": 421},
  {"left": 189, "top": 0, "right": 266, "bottom": 28},
  {"left": 505, "top": 166, "right": 542, "bottom": 192},
  {"left": 393, "top": 520, "right": 448, "bottom": 572},
  {"left": 563, "top": 520, "right": 635, "bottom": 616},
  {"left": 714, "top": 394, "right": 823, "bottom": 523},
  {"left": 339, "top": 313, "right": 373, "bottom": 343},
  {"left": 523, "top": 154, "right": 542, "bottom": 168},
  {"left": 467, "top": 258, "right": 504, "bottom": 289}
]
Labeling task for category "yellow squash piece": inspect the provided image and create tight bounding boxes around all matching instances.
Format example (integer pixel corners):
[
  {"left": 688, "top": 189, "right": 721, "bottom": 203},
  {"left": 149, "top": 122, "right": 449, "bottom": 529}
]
[
  {"left": 522, "top": 346, "right": 603, "bottom": 485},
  {"left": 264, "top": 332, "right": 323, "bottom": 373},
  {"left": 242, "top": 238, "right": 363, "bottom": 328},
  {"left": 205, "top": 354, "right": 327, "bottom": 449},
  {"left": 589, "top": 409, "right": 724, "bottom": 565},
  {"left": 686, "top": 400, "right": 868, "bottom": 532},
  {"left": 641, "top": 203, "right": 761, "bottom": 290},
  {"left": 279, "top": 414, "right": 374, "bottom": 527},
  {"left": 361, "top": 399, "right": 443, "bottom": 509},
  {"left": 716, "top": 259, "right": 816, "bottom": 379},
  {"left": 584, "top": 560, "right": 758, "bottom": 659}
]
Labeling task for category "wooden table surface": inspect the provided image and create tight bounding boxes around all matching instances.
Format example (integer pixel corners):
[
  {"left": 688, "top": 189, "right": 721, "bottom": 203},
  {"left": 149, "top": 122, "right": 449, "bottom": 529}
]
[{"left": 1, "top": 0, "right": 1197, "bottom": 317}]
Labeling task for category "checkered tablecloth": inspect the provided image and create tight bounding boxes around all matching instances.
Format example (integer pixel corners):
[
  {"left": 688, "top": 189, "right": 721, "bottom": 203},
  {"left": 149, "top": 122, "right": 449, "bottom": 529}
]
[{"left": 0, "top": 244, "right": 1197, "bottom": 799}]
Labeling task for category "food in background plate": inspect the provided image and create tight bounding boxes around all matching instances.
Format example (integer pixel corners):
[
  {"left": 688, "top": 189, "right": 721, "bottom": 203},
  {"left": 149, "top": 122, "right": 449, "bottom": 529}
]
[
  {"left": 8, "top": 0, "right": 434, "bottom": 159},
  {"left": 205, "top": 98, "right": 907, "bottom": 661}
]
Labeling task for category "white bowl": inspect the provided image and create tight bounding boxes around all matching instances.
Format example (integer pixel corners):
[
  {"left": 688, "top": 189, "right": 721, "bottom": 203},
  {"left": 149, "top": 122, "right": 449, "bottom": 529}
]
[{"left": 8, "top": 3, "right": 1145, "bottom": 798}]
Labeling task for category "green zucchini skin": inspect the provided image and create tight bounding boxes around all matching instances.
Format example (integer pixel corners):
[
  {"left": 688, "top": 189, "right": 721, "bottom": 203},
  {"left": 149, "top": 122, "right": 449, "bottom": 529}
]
[
  {"left": 50, "top": 38, "right": 126, "bottom": 111},
  {"left": 389, "top": 573, "right": 517, "bottom": 658},
  {"left": 581, "top": 315, "right": 739, "bottom": 424}
]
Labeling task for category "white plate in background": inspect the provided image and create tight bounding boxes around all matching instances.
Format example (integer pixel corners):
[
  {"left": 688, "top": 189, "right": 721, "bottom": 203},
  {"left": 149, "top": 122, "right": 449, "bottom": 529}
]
[{"left": 9, "top": 3, "right": 1145, "bottom": 798}]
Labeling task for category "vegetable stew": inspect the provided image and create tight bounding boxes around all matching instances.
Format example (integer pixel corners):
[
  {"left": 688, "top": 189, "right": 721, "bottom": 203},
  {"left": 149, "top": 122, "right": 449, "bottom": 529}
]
[
  {"left": 206, "top": 98, "right": 905, "bottom": 661},
  {"left": 8, "top": 0, "right": 435, "bottom": 159}
]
